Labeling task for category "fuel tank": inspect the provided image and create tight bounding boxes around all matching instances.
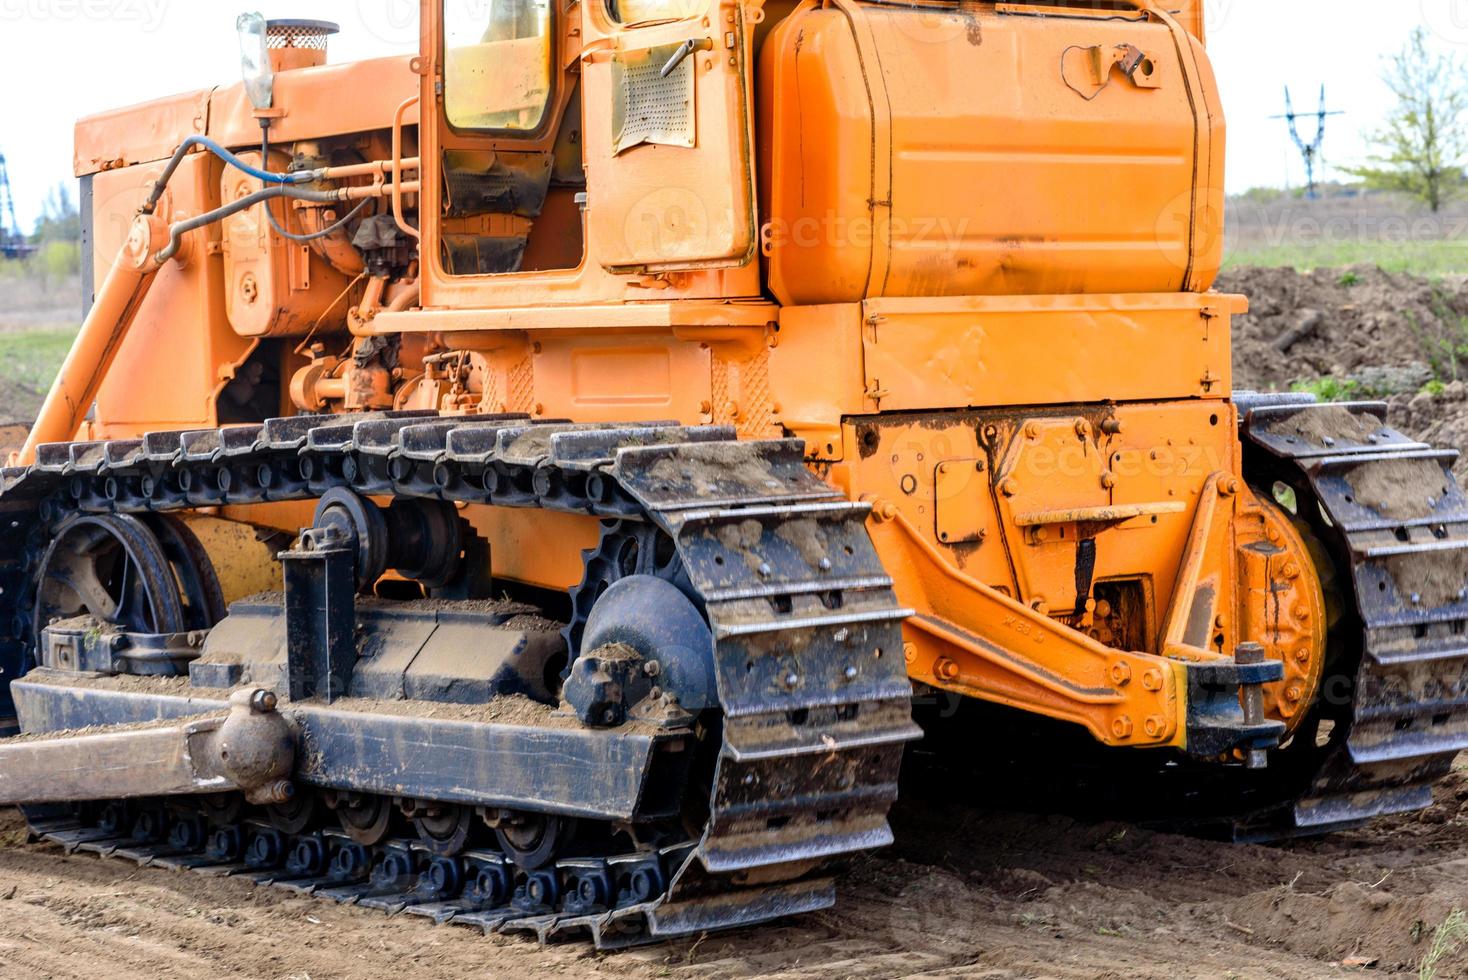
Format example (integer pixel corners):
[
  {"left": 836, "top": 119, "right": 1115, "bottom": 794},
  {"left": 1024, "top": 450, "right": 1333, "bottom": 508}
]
[{"left": 756, "top": 2, "right": 1225, "bottom": 305}]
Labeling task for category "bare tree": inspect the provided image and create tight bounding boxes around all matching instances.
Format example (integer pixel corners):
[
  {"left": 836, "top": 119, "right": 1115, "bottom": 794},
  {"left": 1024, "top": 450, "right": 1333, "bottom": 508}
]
[
  {"left": 1350, "top": 27, "right": 1468, "bottom": 212},
  {"left": 34, "top": 182, "right": 79, "bottom": 244}
]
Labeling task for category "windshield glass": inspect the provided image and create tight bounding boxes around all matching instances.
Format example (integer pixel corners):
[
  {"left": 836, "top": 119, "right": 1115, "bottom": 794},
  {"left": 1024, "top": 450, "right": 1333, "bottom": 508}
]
[{"left": 444, "top": 0, "right": 554, "bottom": 132}]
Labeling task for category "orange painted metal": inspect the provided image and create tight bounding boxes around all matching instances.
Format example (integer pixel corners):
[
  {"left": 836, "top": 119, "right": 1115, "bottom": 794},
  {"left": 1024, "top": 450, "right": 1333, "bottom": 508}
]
[
  {"left": 53, "top": 0, "right": 1328, "bottom": 757},
  {"left": 757, "top": 0, "right": 1223, "bottom": 306},
  {"left": 85, "top": 153, "right": 256, "bottom": 436},
  {"left": 580, "top": 0, "right": 757, "bottom": 271},
  {"left": 18, "top": 210, "right": 170, "bottom": 464},
  {"left": 866, "top": 505, "right": 1185, "bottom": 748},
  {"left": 1234, "top": 492, "right": 1329, "bottom": 735},
  {"left": 219, "top": 152, "right": 360, "bottom": 339}
]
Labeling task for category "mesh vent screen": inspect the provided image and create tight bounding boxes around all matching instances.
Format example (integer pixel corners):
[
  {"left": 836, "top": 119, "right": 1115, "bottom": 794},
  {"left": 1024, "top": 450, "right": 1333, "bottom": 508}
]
[
  {"left": 611, "top": 44, "right": 696, "bottom": 155},
  {"left": 266, "top": 23, "right": 335, "bottom": 49}
]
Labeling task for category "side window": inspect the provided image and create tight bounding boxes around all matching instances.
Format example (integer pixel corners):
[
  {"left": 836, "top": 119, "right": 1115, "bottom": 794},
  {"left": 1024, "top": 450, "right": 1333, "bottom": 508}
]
[
  {"left": 606, "top": 0, "right": 704, "bottom": 26},
  {"left": 444, "top": 0, "right": 554, "bottom": 132}
]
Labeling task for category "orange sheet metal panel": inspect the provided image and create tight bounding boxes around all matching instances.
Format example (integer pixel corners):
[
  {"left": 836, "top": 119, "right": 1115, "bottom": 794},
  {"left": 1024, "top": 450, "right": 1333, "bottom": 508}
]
[
  {"left": 758, "top": 1, "right": 1224, "bottom": 305},
  {"left": 531, "top": 330, "right": 712, "bottom": 423},
  {"left": 89, "top": 154, "right": 253, "bottom": 434},
  {"left": 581, "top": 0, "right": 758, "bottom": 271},
  {"left": 860, "top": 293, "right": 1239, "bottom": 411},
  {"left": 75, "top": 57, "right": 417, "bottom": 175},
  {"left": 1172, "top": 0, "right": 1206, "bottom": 43},
  {"left": 207, "top": 56, "right": 419, "bottom": 148},
  {"left": 74, "top": 89, "right": 212, "bottom": 177}
]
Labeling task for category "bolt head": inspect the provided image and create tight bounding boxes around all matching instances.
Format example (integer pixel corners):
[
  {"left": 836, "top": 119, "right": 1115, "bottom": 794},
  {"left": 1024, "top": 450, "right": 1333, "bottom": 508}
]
[
  {"left": 819, "top": 557, "right": 833, "bottom": 571},
  {"left": 758, "top": 563, "right": 772, "bottom": 577},
  {"left": 1112, "top": 716, "right": 1134, "bottom": 739},
  {"left": 1141, "top": 669, "right": 1164, "bottom": 692},
  {"left": 843, "top": 665, "right": 858, "bottom": 681}
]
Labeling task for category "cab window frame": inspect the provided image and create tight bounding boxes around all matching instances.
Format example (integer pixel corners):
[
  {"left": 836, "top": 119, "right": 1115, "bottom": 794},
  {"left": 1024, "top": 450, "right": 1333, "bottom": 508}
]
[
  {"left": 603, "top": 0, "right": 708, "bottom": 30},
  {"left": 441, "top": 0, "right": 560, "bottom": 139}
]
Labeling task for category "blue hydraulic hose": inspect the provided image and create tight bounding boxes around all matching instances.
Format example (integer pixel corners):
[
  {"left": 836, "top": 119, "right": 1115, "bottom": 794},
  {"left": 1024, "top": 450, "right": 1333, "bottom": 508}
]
[
  {"left": 181, "top": 135, "right": 314, "bottom": 184},
  {"left": 143, "top": 134, "right": 320, "bottom": 215}
]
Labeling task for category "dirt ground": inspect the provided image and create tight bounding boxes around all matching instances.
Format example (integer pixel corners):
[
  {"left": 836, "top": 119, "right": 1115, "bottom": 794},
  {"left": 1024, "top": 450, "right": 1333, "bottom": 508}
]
[
  {"left": 5, "top": 267, "right": 1468, "bottom": 978},
  {"left": 1223, "top": 265, "right": 1468, "bottom": 481},
  {"left": 0, "top": 764, "right": 1465, "bottom": 980}
]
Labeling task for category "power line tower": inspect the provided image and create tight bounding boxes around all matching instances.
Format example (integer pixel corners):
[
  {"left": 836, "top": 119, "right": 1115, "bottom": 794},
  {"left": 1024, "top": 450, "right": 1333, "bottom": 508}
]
[
  {"left": 0, "top": 153, "right": 34, "bottom": 260},
  {"left": 1269, "top": 85, "right": 1344, "bottom": 199}
]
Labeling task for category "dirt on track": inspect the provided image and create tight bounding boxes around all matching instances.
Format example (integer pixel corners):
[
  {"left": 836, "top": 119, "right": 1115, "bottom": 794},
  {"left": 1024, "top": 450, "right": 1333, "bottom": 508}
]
[{"left": 2, "top": 762, "right": 1467, "bottom": 980}]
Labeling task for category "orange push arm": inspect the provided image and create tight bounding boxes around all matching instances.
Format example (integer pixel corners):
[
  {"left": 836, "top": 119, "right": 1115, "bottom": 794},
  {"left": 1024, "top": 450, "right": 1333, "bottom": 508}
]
[{"left": 17, "top": 213, "right": 169, "bottom": 465}]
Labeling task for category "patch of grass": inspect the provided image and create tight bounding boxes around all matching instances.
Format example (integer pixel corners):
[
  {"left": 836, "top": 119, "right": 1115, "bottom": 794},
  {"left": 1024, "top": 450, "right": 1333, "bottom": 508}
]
[
  {"left": 1338, "top": 270, "right": 1363, "bottom": 287},
  {"left": 1290, "top": 377, "right": 1360, "bottom": 402},
  {"left": 1406, "top": 288, "right": 1468, "bottom": 383},
  {"left": 1420, "top": 908, "right": 1468, "bottom": 980},
  {"left": 1223, "top": 239, "right": 1468, "bottom": 277},
  {"left": 0, "top": 327, "right": 77, "bottom": 393},
  {"left": 1423, "top": 379, "right": 1449, "bottom": 396}
]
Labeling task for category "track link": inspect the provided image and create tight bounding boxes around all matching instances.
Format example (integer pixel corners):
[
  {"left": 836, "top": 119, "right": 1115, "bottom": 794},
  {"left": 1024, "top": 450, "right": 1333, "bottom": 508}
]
[
  {"left": 1242, "top": 400, "right": 1468, "bottom": 837},
  {"left": 0, "top": 411, "right": 919, "bottom": 946}
]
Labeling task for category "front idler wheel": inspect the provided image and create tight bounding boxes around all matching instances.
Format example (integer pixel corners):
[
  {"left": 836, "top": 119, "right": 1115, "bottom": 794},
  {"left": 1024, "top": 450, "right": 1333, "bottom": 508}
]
[{"left": 563, "top": 575, "right": 716, "bottom": 727}]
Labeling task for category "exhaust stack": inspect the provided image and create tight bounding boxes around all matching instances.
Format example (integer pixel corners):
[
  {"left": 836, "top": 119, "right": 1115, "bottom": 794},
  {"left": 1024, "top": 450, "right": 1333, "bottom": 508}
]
[{"left": 265, "top": 18, "right": 340, "bottom": 72}]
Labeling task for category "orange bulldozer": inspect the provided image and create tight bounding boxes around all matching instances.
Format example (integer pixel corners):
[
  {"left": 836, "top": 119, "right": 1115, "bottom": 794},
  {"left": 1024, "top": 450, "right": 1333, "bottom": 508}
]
[{"left": 0, "top": 0, "right": 1459, "bottom": 946}]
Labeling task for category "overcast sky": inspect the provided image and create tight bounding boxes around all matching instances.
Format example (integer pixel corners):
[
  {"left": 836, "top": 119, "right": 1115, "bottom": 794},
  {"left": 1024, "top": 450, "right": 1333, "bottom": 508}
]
[{"left": 0, "top": 0, "right": 1449, "bottom": 232}]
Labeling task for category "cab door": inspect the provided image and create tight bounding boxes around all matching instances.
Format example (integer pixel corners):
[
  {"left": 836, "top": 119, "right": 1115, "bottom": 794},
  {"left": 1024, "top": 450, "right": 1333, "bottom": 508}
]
[{"left": 582, "top": 0, "right": 757, "bottom": 272}]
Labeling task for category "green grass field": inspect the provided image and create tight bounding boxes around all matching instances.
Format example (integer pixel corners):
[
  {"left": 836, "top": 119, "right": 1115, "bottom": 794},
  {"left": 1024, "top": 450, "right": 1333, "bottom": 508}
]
[
  {"left": 1223, "top": 238, "right": 1468, "bottom": 276},
  {"left": 0, "top": 327, "right": 74, "bottom": 393}
]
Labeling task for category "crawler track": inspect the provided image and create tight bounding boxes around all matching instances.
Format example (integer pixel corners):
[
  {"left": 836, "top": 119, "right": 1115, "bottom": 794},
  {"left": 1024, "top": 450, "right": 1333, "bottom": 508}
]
[
  {"left": 0, "top": 412, "right": 919, "bottom": 946},
  {"left": 1240, "top": 400, "right": 1468, "bottom": 837}
]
